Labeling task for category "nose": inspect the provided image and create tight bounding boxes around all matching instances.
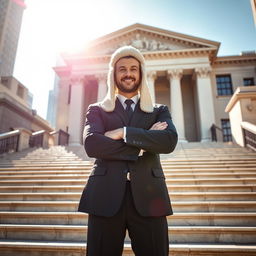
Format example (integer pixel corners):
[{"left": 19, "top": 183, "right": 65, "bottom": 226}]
[{"left": 125, "top": 70, "right": 132, "bottom": 76}]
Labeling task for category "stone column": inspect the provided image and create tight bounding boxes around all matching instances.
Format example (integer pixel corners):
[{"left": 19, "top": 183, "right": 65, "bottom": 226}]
[
  {"left": 147, "top": 71, "right": 157, "bottom": 103},
  {"left": 96, "top": 74, "right": 107, "bottom": 102},
  {"left": 168, "top": 69, "right": 187, "bottom": 142},
  {"left": 195, "top": 67, "right": 215, "bottom": 142},
  {"left": 68, "top": 77, "right": 84, "bottom": 145}
]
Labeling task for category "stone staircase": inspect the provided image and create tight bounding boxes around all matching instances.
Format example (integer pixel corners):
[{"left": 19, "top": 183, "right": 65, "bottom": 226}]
[{"left": 0, "top": 143, "right": 256, "bottom": 255}]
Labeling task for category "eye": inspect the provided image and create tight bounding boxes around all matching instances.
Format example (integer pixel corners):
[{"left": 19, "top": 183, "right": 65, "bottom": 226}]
[{"left": 119, "top": 68, "right": 126, "bottom": 72}]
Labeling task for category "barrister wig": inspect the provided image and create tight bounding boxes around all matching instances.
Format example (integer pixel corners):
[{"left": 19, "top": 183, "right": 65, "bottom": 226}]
[{"left": 100, "top": 45, "right": 154, "bottom": 113}]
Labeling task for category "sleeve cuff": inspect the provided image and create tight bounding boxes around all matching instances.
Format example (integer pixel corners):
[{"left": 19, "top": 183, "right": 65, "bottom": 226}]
[{"left": 123, "top": 127, "right": 127, "bottom": 142}]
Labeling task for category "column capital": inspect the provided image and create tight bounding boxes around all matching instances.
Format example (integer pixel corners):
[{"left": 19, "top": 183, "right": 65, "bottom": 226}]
[
  {"left": 195, "top": 67, "right": 212, "bottom": 78},
  {"left": 70, "top": 76, "right": 84, "bottom": 85},
  {"left": 147, "top": 71, "right": 157, "bottom": 80},
  {"left": 167, "top": 69, "right": 183, "bottom": 80},
  {"left": 95, "top": 73, "right": 107, "bottom": 82}
]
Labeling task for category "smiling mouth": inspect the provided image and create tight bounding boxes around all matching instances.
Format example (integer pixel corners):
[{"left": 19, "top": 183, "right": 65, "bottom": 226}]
[{"left": 122, "top": 78, "right": 135, "bottom": 82}]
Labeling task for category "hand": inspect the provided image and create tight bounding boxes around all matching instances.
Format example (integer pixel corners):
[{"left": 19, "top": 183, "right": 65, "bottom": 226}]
[
  {"left": 104, "top": 128, "right": 124, "bottom": 140},
  {"left": 150, "top": 121, "right": 168, "bottom": 130}
]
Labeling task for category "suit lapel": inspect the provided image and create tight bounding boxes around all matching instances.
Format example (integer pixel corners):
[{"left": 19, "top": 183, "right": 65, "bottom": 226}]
[
  {"left": 114, "top": 98, "right": 129, "bottom": 126},
  {"left": 114, "top": 97, "right": 152, "bottom": 128},
  {"left": 130, "top": 100, "right": 146, "bottom": 127}
]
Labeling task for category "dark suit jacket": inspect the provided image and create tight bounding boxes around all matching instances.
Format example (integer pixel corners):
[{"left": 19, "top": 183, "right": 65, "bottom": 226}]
[{"left": 78, "top": 98, "right": 178, "bottom": 217}]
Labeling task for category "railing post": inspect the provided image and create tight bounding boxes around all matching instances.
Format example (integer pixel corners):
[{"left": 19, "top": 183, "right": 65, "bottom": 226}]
[{"left": 16, "top": 128, "right": 32, "bottom": 151}]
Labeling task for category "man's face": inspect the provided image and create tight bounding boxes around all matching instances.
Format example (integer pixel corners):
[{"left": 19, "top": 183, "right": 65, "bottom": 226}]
[{"left": 114, "top": 57, "right": 141, "bottom": 94}]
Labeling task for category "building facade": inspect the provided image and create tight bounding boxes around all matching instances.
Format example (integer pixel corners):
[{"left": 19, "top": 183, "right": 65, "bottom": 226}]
[
  {"left": 0, "top": 0, "right": 26, "bottom": 76},
  {"left": 0, "top": 76, "right": 52, "bottom": 134},
  {"left": 252, "top": 0, "right": 256, "bottom": 25},
  {"left": 54, "top": 24, "right": 256, "bottom": 145}
]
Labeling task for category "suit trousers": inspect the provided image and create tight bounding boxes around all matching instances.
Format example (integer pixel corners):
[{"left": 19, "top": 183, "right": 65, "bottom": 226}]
[{"left": 86, "top": 181, "right": 169, "bottom": 256}]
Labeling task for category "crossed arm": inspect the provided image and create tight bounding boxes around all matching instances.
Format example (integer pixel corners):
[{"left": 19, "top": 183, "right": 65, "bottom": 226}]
[
  {"left": 104, "top": 121, "right": 168, "bottom": 140},
  {"left": 84, "top": 105, "right": 178, "bottom": 160}
]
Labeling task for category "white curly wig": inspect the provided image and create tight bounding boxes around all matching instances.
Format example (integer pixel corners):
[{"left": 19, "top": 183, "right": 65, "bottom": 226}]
[{"left": 100, "top": 45, "right": 154, "bottom": 113}]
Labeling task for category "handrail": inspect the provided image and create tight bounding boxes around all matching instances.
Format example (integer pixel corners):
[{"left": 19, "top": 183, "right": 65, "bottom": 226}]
[
  {"left": 31, "top": 130, "right": 45, "bottom": 136},
  {"left": 50, "top": 129, "right": 69, "bottom": 145},
  {"left": 241, "top": 122, "right": 256, "bottom": 151},
  {"left": 58, "top": 129, "right": 69, "bottom": 145},
  {"left": 210, "top": 124, "right": 223, "bottom": 142},
  {"left": 0, "top": 130, "right": 20, "bottom": 154},
  {"left": 29, "top": 130, "right": 45, "bottom": 148},
  {"left": 0, "top": 130, "right": 20, "bottom": 139}
]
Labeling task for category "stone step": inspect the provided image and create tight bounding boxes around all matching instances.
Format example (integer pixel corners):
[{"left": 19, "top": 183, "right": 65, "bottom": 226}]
[
  {"left": 0, "top": 163, "right": 90, "bottom": 168},
  {"left": 0, "top": 224, "right": 256, "bottom": 243},
  {"left": 0, "top": 192, "right": 255, "bottom": 201},
  {"left": 167, "top": 178, "right": 256, "bottom": 185},
  {"left": 0, "top": 177, "right": 256, "bottom": 186},
  {"left": 1, "top": 240, "right": 256, "bottom": 256},
  {"left": 5, "top": 157, "right": 256, "bottom": 162},
  {"left": 162, "top": 161, "right": 256, "bottom": 165},
  {"left": 0, "top": 166, "right": 92, "bottom": 171},
  {"left": 1, "top": 168, "right": 256, "bottom": 175},
  {"left": 0, "top": 201, "right": 255, "bottom": 212},
  {"left": 161, "top": 159, "right": 256, "bottom": 163},
  {"left": 0, "top": 185, "right": 84, "bottom": 192},
  {"left": 164, "top": 154, "right": 256, "bottom": 158},
  {"left": 162, "top": 164, "right": 256, "bottom": 169},
  {"left": 0, "top": 184, "right": 255, "bottom": 193},
  {"left": 169, "top": 184, "right": 256, "bottom": 192},
  {"left": 0, "top": 164, "right": 256, "bottom": 172},
  {"left": 0, "top": 179, "right": 87, "bottom": 186},
  {"left": 2, "top": 161, "right": 256, "bottom": 167},
  {"left": 0, "top": 144, "right": 255, "bottom": 255},
  {"left": 0, "top": 172, "right": 256, "bottom": 179},
  {"left": 169, "top": 192, "right": 256, "bottom": 201},
  {"left": 1, "top": 212, "right": 255, "bottom": 226}
]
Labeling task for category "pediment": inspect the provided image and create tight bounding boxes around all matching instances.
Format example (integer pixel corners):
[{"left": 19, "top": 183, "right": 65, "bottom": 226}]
[{"left": 86, "top": 23, "right": 220, "bottom": 56}]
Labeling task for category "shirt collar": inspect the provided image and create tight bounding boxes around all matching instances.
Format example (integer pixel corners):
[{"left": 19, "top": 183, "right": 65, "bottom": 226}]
[{"left": 117, "top": 94, "right": 139, "bottom": 109}]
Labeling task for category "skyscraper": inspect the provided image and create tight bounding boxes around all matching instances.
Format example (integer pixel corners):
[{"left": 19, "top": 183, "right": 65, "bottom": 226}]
[{"left": 0, "top": 0, "right": 26, "bottom": 76}]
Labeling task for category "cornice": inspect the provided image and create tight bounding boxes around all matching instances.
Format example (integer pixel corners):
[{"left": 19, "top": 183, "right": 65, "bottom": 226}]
[
  {"left": 53, "top": 66, "right": 71, "bottom": 77},
  {"left": 214, "top": 55, "right": 256, "bottom": 66},
  {"left": 86, "top": 23, "right": 220, "bottom": 50},
  {"left": 0, "top": 97, "right": 53, "bottom": 131},
  {"left": 62, "top": 47, "right": 217, "bottom": 67}
]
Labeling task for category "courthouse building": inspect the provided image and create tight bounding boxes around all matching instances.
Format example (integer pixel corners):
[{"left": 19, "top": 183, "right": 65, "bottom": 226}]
[{"left": 54, "top": 23, "right": 256, "bottom": 145}]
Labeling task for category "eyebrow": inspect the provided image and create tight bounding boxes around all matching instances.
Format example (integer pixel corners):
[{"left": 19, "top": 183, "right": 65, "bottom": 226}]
[{"left": 117, "top": 65, "right": 139, "bottom": 70}]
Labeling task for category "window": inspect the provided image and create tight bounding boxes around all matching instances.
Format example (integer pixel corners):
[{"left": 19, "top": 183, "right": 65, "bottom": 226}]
[
  {"left": 221, "top": 119, "right": 232, "bottom": 142},
  {"left": 1, "top": 77, "right": 9, "bottom": 88},
  {"left": 216, "top": 75, "right": 233, "bottom": 96},
  {"left": 243, "top": 77, "right": 255, "bottom": 86}
]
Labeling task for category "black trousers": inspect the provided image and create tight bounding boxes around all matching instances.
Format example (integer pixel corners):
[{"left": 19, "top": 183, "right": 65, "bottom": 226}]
[{"left": 86, "top": 181, "right": 169, "bottom": 256}]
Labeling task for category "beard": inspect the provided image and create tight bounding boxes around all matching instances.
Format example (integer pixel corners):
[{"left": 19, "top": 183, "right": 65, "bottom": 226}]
[{"left": 115, "top": 76, "right": 141, "bottom": 93}]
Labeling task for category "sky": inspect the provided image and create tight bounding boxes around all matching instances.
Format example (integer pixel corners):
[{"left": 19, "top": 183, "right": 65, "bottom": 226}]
[{"left": 13, "top": 0, "right": 256, "bottom": 120}]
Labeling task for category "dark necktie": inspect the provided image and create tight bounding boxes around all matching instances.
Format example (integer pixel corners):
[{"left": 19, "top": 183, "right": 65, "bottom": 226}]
[{"left": 125, "top": 99, "right": 134, "bottom": 121}]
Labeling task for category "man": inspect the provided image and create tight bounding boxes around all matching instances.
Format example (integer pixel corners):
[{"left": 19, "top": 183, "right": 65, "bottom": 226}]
[{"left": 78, "top": 45, "right": 178, "bottom": 256}]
